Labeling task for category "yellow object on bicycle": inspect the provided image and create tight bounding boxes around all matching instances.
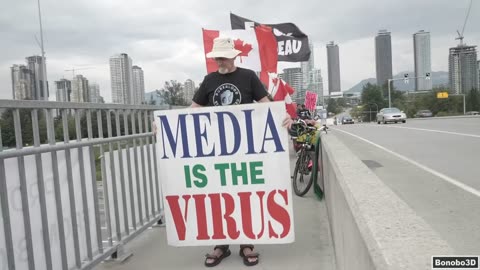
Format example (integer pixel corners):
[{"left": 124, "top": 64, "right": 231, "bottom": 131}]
[{"left": 294, "top": 123, "right": 320, "bottom": 145}]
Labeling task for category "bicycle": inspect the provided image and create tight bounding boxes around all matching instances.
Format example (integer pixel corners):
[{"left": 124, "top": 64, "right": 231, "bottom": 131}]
[{"left": 290, "top": 119, "right": 328, "bottom": 197}]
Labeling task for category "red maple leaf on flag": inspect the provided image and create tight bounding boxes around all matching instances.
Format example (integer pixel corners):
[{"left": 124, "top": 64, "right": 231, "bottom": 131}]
[
  {"left": 272, "top": 77, "right": 279, "bottom": 86},
  {"left": 234, "top": 39, "right": 253, "bottom": 63},
  {"left": 234, "top": 39, "right": 253, "bottom": 56}
]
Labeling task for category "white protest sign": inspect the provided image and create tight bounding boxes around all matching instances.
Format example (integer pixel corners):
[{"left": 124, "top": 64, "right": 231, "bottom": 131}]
[{"left": 154, "top": 101, "right": 294, "bottom": 246}]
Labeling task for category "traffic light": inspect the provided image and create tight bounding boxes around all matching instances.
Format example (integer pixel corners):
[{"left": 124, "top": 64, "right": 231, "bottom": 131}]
[
  {"left": 404, "top": 73, "right": 409, "bottom": 84},
  {"left": 425, "top": 72, "right": 431, "bottom": 80}
]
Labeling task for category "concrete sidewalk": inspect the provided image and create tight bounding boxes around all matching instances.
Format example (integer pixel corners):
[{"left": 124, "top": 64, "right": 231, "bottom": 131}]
[{"left": 96, "top": 147, "right": 336, "bottom": 270}]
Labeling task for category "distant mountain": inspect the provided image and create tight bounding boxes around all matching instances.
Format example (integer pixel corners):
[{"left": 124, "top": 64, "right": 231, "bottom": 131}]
[
  {"left": 345, "top": 71, "right": 449, "bottom": 94},
  {"left": 345, "top": 78, "right": 376, "bottom": 93}
]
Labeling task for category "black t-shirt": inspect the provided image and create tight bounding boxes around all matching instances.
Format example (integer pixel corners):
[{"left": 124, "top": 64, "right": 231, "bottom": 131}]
[{"left": 192, "top": 67, "right": 268, "bottom": 106}]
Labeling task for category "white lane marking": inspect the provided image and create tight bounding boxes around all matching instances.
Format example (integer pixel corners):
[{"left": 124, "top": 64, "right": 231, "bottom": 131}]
[
  {"left": 370, "top": 125, "right": 480, "bottom": 139},
  {"left": 333, "top": 128, "right": 480, "bottom": 198}
]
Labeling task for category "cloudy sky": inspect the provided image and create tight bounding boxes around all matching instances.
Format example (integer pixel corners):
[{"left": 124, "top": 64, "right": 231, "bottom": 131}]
[{"left": 1, "top": 0, "right": 478, "bottom": 102}]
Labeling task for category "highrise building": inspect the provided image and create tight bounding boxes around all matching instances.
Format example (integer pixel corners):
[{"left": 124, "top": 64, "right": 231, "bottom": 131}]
[
  {"left": 89, "top": 83, "right": 101, "bottom": 103},
  {"left": 327, "top": 41, "right": 341, "bottom": 94},
  {"left": 413, "top": 30, "right": 432, "bottom": 91},
  {"left": 375, "top": 30, "right": 393, "bottom": 88},
  {"left": 184, "top": 79, "right": 195, "bottom": 104},
  {"left": 132, "top": 65, "right": 145, "bottom": 104},
  {"left": 55, "top": 79, "right": 71, "bottom": 102},
  {"left": 11, "top": 65, "right": 33, "bottom": 100},
  {"left": 309, "top": 69, "right": 324, "bottom": 104},
  {"left": 71, "top": 75, "right": 89, "bottom": 102},
  {"left": 301, "top": 42, "right": 315, "bottom": 91},
  {"left": 477, "top": 60, "right": 480, "bottom": 90},
  {"left": 449, "top": 45, "right": 478, "bottom": 94},
  {"left": 283, "top": 67, "right": 303, "bottom": 103},
  {"left": 110, "top": 53, "right": 134, "bottom": 104},
  {"left": 26, "top": 56, "right": 49, "bottom": 100}
]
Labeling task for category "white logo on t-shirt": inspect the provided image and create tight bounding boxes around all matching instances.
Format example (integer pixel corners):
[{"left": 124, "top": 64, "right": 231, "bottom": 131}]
[{"left": 213, "top": 83, "right": 242, "bottom": 106}]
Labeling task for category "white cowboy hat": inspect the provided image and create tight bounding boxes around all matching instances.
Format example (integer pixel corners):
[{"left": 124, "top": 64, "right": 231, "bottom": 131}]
[{"left": 206, "top": 37, "right": 241, "bottom": 59}]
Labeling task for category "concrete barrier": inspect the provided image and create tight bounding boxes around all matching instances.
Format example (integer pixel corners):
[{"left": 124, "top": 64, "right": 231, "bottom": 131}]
[
  {"left": 409, "top": 115, "right": 480, "bottom": 120},
  {"left": 321, "top": 134, "right": 454, "bottom": 270}
]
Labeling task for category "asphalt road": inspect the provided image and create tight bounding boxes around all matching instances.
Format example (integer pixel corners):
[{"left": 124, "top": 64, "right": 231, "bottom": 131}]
[{"left": 330, "top": 117, "right": 480, "bottom": 254}]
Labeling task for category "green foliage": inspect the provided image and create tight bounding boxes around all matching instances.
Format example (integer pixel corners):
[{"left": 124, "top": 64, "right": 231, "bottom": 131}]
[
  {"left": 466, "top": 88, "right": 480, "bottom": 112},
  {"left": 0, "top": 109, "right": 15, "bottom": 147},
  {"left": 336, "top": 98, "right": 347, "bottom": 108},
  {"left": 0, "top": 109, "right": 49, "bottom": 147},
  {"left": 327, "top": 98, "right": 341, "bottom": 114},
  {"left": 54, "top": 115, "right": 77, "bottom": 142},
  {"left": 350, "top": 106, "right": 363, "bottom": 119},
  {"left": 0, "top": 109, "right": 141, "bottom": 148},
  {"left": 435, "top": 111, "right": 462, "bottom": 117},
  {"left": 359, "top": 83, "right": 387, "bottom": 121},
  {"left": 361, "top": 83, "right": 385, "bottom": 106},
  {"left": 359, "top": 83, "right": 471, "bottom": 119},
  {"left": 157, "top": 80, "right": 188, "bottom": 106}
]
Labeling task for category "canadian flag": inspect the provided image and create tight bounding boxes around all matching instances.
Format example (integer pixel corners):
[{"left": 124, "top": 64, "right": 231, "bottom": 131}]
[
  {"left": 202, "top": 26, "right": 277, "bottom": 85},
  {"left": 203, "top": 26, "right": 296, "bottom": 116},
  {"left": 268, "top": 73, "right": 297, "bottom": 119}
]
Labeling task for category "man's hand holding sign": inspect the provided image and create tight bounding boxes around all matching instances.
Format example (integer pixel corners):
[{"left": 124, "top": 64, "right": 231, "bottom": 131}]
[{"left": 154, "top": 101, "right": 294, "bottom": 247}]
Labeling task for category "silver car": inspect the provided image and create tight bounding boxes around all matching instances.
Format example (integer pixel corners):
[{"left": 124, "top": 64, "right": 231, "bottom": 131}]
[
  {"left": 415, "top": 109, "right": 433, "bottom": 118},
  {"left": 377, "top": 107, "right": 407, "bottom": 124}
]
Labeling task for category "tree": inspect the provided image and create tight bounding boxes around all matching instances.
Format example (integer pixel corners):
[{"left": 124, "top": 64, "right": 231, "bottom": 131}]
[
  {"left": 148, "top": 99, "right": 156, "bottom": 105},
  {"left": 54, "top": 114, "right": 77, "bottom": 141},
  {"left": 1, "top": 109, "right": 32, "bottom": 147},
  {"left": 350, "top": 106, "right": 363, "bottom": 119},
  {"left": 361, "top": 83, "right": 384, "bottom": 106},
  {"left": 466, "top": 88, "right": 480, "bottom": 112},
  {"left": 327, "top": 98, "right": 340, "bottom": 114},
  {"left": 424, "top": 89, "right": 463, "bottom": 116},
  {"left": 336, "top": 98, "right": 347, "bottom": 108},
  {"left": 157, "top": 80, "right": 188, "bottom": 106},
  {"left": 0, "top": 108, "right": 51, "bottom": 147},
  {"left": 360, "top": 83, "right": 386, "bottom": 121}
]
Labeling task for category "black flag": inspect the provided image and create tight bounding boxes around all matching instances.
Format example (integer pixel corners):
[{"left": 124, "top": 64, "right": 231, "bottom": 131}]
[{"left": 230, "top": 13, "right": 311, "bottom": 62}]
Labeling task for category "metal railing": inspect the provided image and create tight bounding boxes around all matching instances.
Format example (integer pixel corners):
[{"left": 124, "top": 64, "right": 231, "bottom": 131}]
[{"left": 0, "top": 99, "right": 169, "bottom": 270}]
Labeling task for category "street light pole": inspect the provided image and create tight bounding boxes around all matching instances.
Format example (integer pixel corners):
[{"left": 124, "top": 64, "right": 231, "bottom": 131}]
[
  {"left": 388, "top": 79, "right": 392, "bottom": 108},
  {"left": 368, "top": 104, "right": 372, "bottom": 123},
  {"left": 37, "top": 0, "right": 48, "bottom": 100},
  {"left": 368, "top": 103, "right": 378, "bottom": 122}
]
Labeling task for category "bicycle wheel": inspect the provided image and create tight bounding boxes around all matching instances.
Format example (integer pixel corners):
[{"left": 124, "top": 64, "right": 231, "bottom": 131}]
[{"left": 292, "top": 149, "right": 314, "bottom": 197}]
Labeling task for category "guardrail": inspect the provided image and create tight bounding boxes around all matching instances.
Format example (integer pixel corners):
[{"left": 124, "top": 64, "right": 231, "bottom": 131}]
[
  {"left": 320, "top": 133, "right": 453, "bottom": 269},
  {"left": 0, "top": 100, "right": 169, "bottom": 270},
  {"left": 408, "top": 115, "right": 480, "bottom": 120}
]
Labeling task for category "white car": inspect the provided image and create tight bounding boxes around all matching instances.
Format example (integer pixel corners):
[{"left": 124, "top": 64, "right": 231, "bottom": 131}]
[{"left": 377, "top": 108, "right": 406, "bottom": 124}]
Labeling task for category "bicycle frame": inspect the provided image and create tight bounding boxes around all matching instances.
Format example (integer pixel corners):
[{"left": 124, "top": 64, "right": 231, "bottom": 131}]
[{"left": 290, "top": 119, "right": 328, "bottom": 197}]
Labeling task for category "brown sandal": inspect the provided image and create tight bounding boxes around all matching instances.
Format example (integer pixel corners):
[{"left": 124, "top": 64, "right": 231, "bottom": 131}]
[
  {"left": 204, "top": 246, "right": 231, "bottom": 267},
  {"left": 239, "top": 245, "right": 259, "bottom": 266}
]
